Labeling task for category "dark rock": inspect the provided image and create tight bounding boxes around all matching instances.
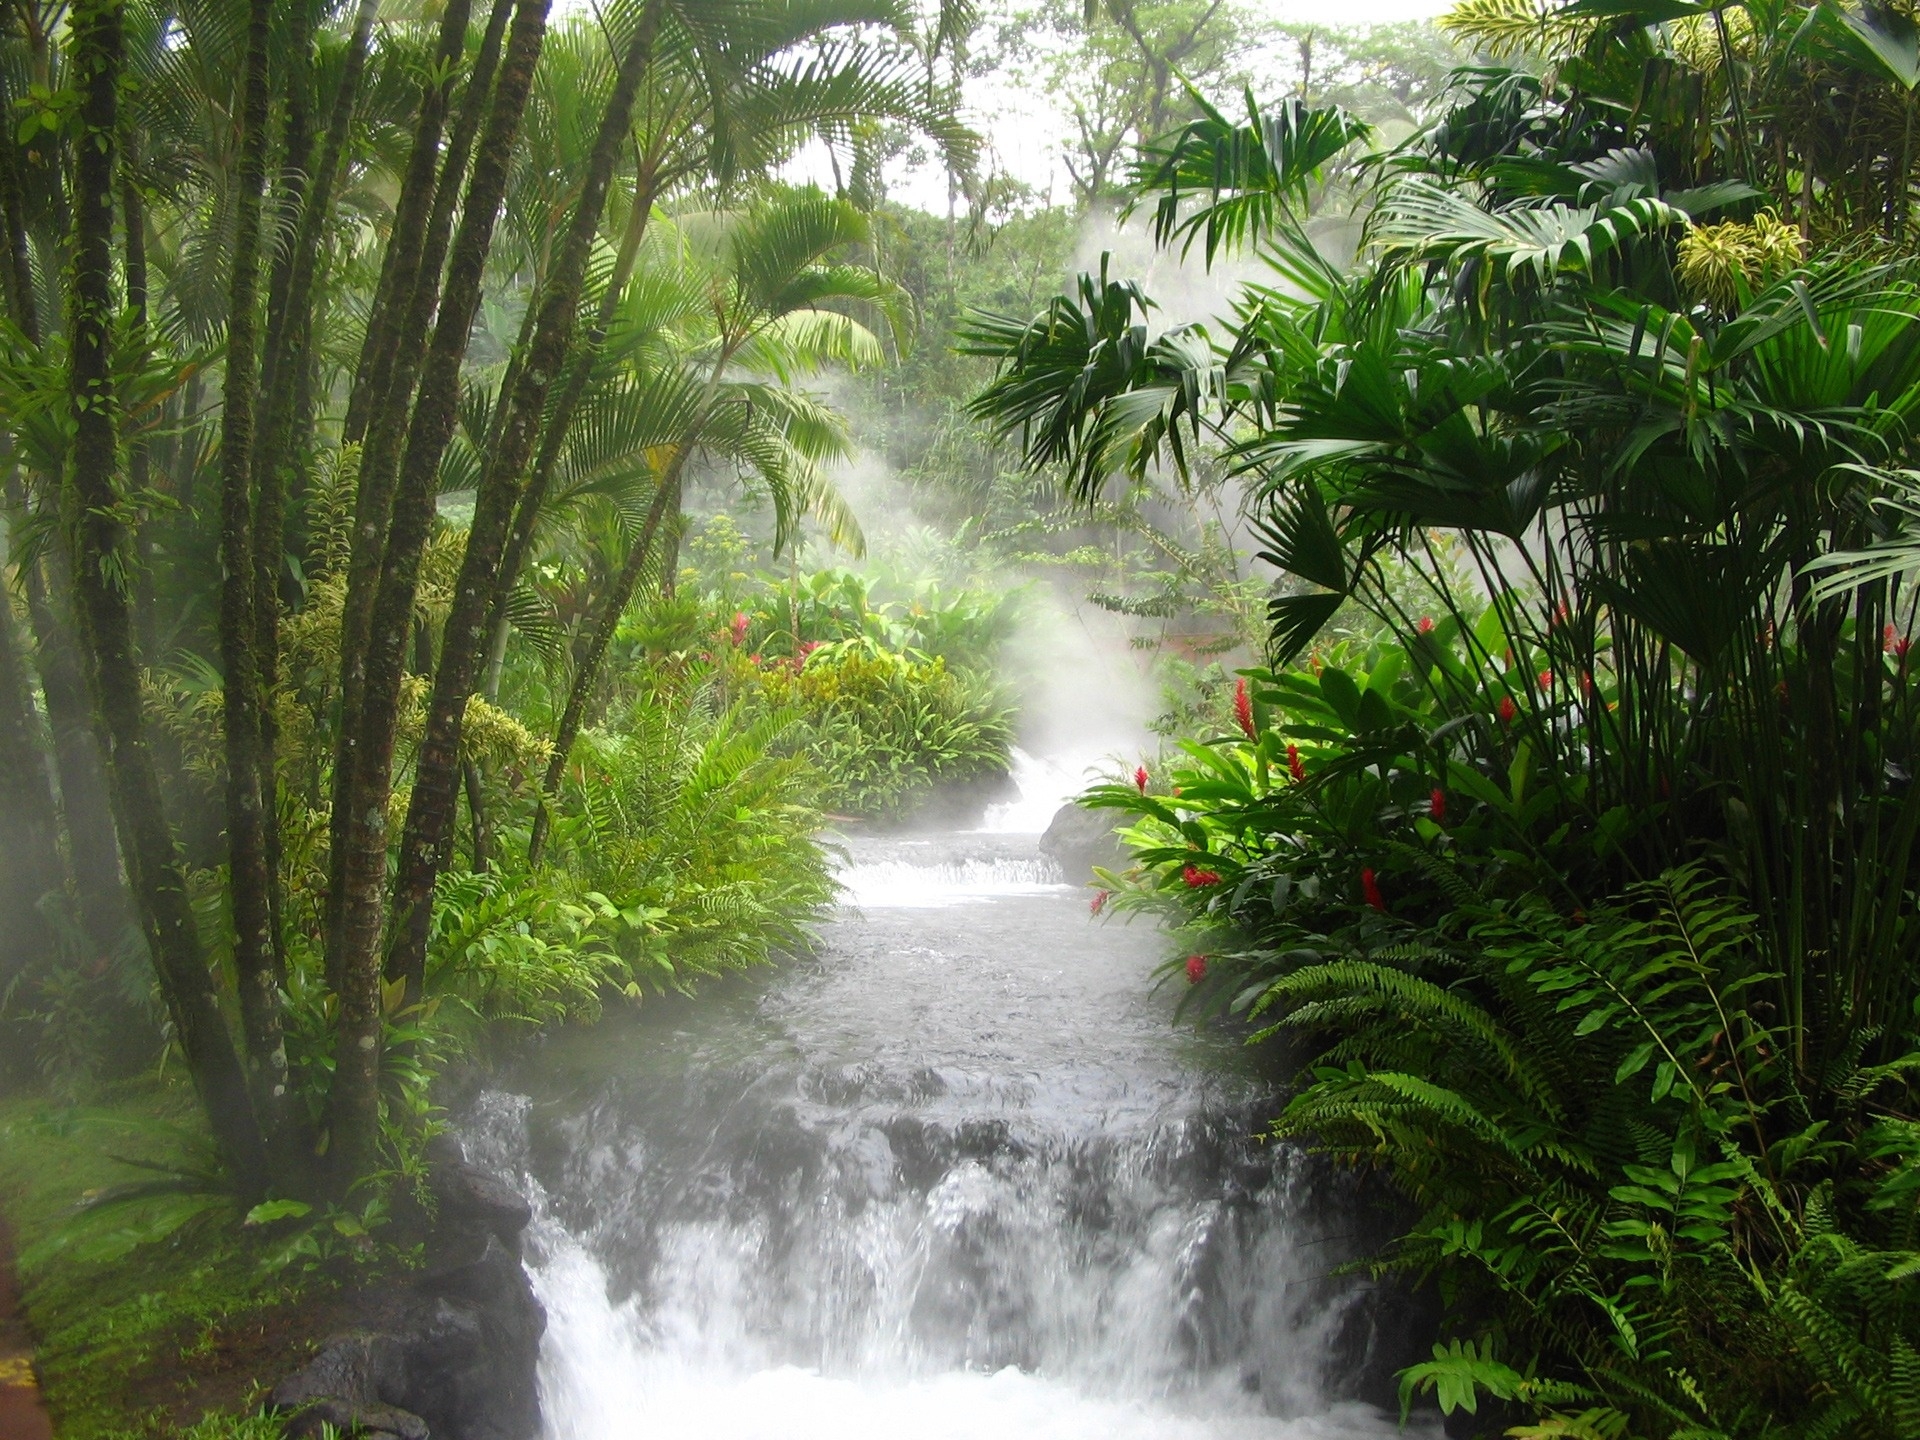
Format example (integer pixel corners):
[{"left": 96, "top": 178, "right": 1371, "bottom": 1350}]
[
  {"left": 283, "top": 1395, "right": 430, "bottom": 1440},
  {"left": 431, "top": 1160, "right": 533, "bottom": 1256},
  {"left": 270, "top": 1154, "right": 546, "bottom": 1440},
  {"left": 1039, "top": 801, "right": 1127, "bottom": 883}
]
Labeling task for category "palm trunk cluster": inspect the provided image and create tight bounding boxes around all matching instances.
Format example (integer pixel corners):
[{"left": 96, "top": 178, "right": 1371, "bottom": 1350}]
[{"left": 4, "top": 0, "right": 927, "bottom": 1206}]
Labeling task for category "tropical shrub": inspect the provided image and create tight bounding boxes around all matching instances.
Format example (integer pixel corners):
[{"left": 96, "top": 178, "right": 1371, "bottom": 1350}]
[{"left": 735, "top": 639, "right": 1014, "bottom": 818}]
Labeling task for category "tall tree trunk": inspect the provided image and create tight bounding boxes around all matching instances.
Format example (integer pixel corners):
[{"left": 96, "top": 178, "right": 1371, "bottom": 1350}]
[
  {"left": 527, "top": 441, "right": 687, "bottom": 865},
  {"left": 0, "top": 589, "right": 63, "bottom": 1007},
  {"left": 121, "top": 163, "right": 161, "bottom": 666},
  {"left": 340, "top": 0, "right": 498, "bottom": 450},
  {"left": 482, "top": 155, "right": 661, "bottom": 702},
  {"left": 325, "top": 0, "right": 550, "bottom": 1192},
  {"left": 253, "top": 0, "right": 375, "bottom": 989},
  {"left": 62, "top": 0, "right": 269, "bottom": 1197},
  {"left": 216, "top": 0, "right": 302, "bottom": 1187},
  {"left": 386, "top": 0, "right": 665, "bottom": 999},
  {"left": 324, "top": 0, "right": 500, "bottom": 986},
  {"left": 13, "top": 524, "right": 126, "bottom": 950}
]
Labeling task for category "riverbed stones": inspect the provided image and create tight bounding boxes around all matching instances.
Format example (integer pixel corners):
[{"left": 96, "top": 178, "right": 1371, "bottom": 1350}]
[{"left": 269, "top": 1144, "right": 545, "bottom": 1440}]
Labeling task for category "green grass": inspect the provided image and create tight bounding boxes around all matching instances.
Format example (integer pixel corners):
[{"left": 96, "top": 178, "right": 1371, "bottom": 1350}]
[{"left": 0, "top": 1082, "right": 329, "bottom": 1438}]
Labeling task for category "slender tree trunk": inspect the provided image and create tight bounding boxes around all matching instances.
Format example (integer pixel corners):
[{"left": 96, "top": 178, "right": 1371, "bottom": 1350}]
[
  {"left": 463, "top": 759, "right": 488, "bottom": 871},
  {"left": 13, "top": 525, "right": 126, "bottom": 949},
  {"left": 340, "top": 0, "right": 497, "bottom": 450},
  {"left": 253, "top": 0, "right": 375, "bottom": 988},
  {"left": 385, "top": 0, "right": 664, "bottom": 999},
  {"left": 528, "top": 440, "right": 688, "bottom": 864},
  {"left": 121, "top": 164, "right": 163, "bottom": 665},
  {"left": 216, "top": 0, "right": 302, "bottom": 1187},
  {"left": 62, "top": 0, "right": 269, "bottom": 1197},
  {"left": 483, "top": 155, "right": 660, "bottom": 702},
  {"left": 325, "top": 0, "right": 550, "bottom": 1192},
  {"left": 325, "top": 0, "right": 500, "bottom": 985},
  {"left": 0, "top": 590, "right": 63, "bottom": 1003}
]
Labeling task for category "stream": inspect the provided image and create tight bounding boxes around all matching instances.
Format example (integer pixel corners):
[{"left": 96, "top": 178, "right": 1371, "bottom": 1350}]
[{"left": 460, "top": 752, "right": 1432, "bottom": 1440}]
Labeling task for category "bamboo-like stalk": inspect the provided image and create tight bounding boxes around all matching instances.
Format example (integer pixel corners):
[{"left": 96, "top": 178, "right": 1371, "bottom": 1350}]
[
  {"left": 482, "top": 152, "right": 662, "bottom": 703},
  {"left": 324, "top": 0, "right": 552, "bottom": 1192},
  {"left": 325, "top": 0, "right": 493, "bottom": 987},
  {"left": 215, "top": 0, "right": 303, "bottom": 1188},
  {"left": 62, "top": 0, "right": 269, "bottom": 1197},
  {"left": 385, "top": 0, "right": 667, "bottom": 999}
]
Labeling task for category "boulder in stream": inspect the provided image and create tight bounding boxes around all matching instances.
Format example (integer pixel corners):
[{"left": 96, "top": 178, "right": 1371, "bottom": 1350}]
[{"left": 1038, "top": 800, "right": 1128, "bottom": 882}]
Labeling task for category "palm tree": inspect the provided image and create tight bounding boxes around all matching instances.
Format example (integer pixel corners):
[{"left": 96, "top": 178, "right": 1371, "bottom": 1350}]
[{"left": 524, "top": 194, "right": 901, "bottom": 863}]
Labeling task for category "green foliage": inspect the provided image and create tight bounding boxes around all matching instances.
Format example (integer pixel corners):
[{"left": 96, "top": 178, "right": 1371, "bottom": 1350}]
[
  {"left": 971, "top": 4, "right": 1920, "bottom": 1427},
  {"left": 610, "top": 515, "right": 1020, "bottom": 818},
  {"left": 739, "top": 641, "right": 1014, "bottom": 818},
  {"left": 0, "top": 1092, "right": 361, "bottom": 1439},
  {"left": 546, "top": 672, "right": 839, "bottom": 978}
]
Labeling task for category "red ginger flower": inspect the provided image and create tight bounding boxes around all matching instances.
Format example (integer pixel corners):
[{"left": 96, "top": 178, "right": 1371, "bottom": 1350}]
[
  {"left": 1286, "top": 744, "right": 1305, "bottom": 784},
  {"left": 1497, "top": 695, "right": 1517, "bottom": 724},
  {"left": 1090, "top": 890, "right": 1109, "bottom": 916},
  {"left": 1233, "top": 677, "right": 1256, "bottom": 739},
  {"left": 730, "top": 611, "right": 750, "bottom": 646},
  {"left": 1537, "top": 669, "right": 1553, "bottom": 691},
  {"left": 1134, "top": 765, "right": 1149, "bottom": 794},
  {"left": 1430, "top": 788, "right": 1446, "bottom": 825},
  {"left": 1181, "top": 864, "right": 1221, "bottom": 888},
  {"left": 1418, "top": 616, "right": 1435, "bottom": 634},
  {"left": 1361, "top": 867, "right": 1386, "bottom": 912},
  {"left": 1185, "top": 954, "right": 1208, "bottom": 984}
]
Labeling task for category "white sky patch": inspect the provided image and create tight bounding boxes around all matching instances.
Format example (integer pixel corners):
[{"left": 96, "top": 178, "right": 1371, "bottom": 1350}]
[{"left": 783, "top": 0, "right": 1456, "bottom": 214}]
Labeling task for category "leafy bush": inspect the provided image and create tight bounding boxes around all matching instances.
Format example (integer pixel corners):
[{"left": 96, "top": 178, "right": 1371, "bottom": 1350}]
[
  {"left": 1086, "top": 620, "right": 1920, "bottom": 1437},
  {"left": 545, "top": 670, "right": 839, "bottom": 980},
  {"left": 735, "top": 639, "right": 1014, "bottom": 818}
]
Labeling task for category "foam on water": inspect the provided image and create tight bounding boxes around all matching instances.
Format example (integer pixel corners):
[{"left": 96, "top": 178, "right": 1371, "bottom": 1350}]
[{"left": 838, "top": 851, "right": 1069, "bottom": 907}]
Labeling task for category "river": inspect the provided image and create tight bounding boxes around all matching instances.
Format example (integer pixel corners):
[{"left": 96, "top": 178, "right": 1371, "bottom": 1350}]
[{"left": 459, "top": 753, "right": 1432, "bottom": 1440}]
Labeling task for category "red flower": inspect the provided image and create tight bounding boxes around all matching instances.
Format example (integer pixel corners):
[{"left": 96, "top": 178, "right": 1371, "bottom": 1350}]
[
  {"left": 1580, "top": 671, "right": 1595, "bottom": 695},
  {"left": 748, "top": 652, "right": 762, "bottom": 666},
  {"left": 1537, "top": 669, "right": 1553, "bottom": 691},
  {"left": 730, "top": 612, "right": 750, "bottom": 646},
  {"left": 1185, "top": 954, "right": 1208, "bottom": 984},
  {"left": 1361, "top": 867, "right": 1386, "bottom": 912},
  {"left": 1897, "top": 637, "right": 1913, "bottom": 663},
  {"left": 1090, "top": 890, "right": 1109, "bottom": 916},
  {"left": 1417, "top": 616, "right": 1435, "bottom": 634},
  {"left": 1134, "top": 765, "right": 1149, "bottom": 794},
  {"left": 1233, "top": 677, "right": 1256, "bottom": 739},
  {"left": 1181, "top": 864, "right": 1221, "bottom": 888},
  {"left": 1429, "top": 788, "right": 1446, "bottom": 825},
  {"left": 1286, "top": 744, "right": 1305, "bottom": 784},
  {"left": 1497, "top": 695, "right": 1517, "bottom": 724},
  {"left": 1887, "top": 623, "right": 1899, "bottom": 653}
]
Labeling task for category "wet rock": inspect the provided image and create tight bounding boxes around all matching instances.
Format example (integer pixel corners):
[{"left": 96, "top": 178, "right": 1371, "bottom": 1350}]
[
  {"left": 270, "top": 1147, "right": 545, "bottom": 1440},
  {"left": 1038, "top": 801, "right": 1127, "bottom": 882}
]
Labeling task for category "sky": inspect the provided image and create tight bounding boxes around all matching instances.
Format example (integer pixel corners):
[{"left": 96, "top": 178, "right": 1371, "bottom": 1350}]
[{"left": 785, "top": 0, "right": 1456, "bottom": 215}]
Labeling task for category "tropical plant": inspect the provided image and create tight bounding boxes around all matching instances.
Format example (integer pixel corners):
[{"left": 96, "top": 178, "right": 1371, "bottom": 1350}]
[{"left": 966, "top": 0, "right": 1920, "bottom": 1427}]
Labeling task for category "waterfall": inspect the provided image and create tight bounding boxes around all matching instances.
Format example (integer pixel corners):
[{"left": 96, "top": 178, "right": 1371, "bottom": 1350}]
[{"left": 459, "top": 827, "right": 1431, "bottom": 1440}]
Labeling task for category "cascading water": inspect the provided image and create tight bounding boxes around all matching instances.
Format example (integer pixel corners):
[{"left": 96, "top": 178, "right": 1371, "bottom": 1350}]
[{"left": 460, "top": 757, "right": 1431, "bottom": 1440}]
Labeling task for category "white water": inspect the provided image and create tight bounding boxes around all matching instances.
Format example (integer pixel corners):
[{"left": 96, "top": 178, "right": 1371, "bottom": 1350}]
[
  {"left": 979, "top": 746, "right": 1115, "bottom": 833},
  {"left": 460, "top": 756, "right": 1430, "bottom": 1440}
]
